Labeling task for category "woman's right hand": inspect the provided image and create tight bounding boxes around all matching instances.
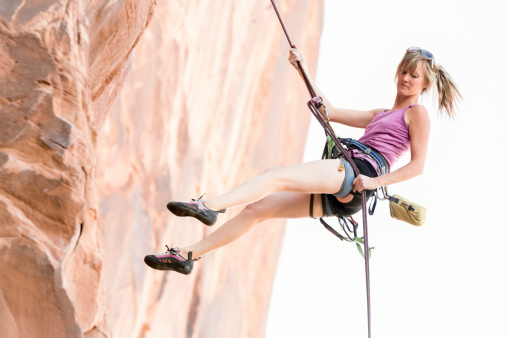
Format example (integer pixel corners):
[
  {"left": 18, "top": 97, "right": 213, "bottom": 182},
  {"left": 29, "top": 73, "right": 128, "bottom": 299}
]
[{"left": 288, "top": 47, "right": 306, "bottom": 70}]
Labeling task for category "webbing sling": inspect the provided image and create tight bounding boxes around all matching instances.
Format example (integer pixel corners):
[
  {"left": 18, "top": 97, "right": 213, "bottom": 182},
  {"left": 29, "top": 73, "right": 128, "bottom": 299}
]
[{"left": 270, "top": 1, "right": 372, "bottom": 337}]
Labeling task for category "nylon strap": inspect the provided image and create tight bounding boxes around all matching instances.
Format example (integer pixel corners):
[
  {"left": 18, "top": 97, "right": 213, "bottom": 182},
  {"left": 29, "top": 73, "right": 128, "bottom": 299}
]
[
  {"left": 309, "top": 194, "right": 316, "bottom": 219},
  {"left": 270, "top": 1, "right": 372, "bottom": 337}
]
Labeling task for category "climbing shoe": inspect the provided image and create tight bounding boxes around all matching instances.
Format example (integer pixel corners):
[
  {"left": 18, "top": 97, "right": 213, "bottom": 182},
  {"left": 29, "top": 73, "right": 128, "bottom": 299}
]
[
  {"left": 144, "top": 246, "right": 199, "bottom": 275},
  {"left": 166, "top": 194, "right": 226, "bottom": 226}
]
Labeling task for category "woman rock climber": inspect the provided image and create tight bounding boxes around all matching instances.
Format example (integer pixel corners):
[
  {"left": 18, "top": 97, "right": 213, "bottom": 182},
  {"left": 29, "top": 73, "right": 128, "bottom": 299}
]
[{"left": 144, "top": 47, "right": 461, "bottom": 274}]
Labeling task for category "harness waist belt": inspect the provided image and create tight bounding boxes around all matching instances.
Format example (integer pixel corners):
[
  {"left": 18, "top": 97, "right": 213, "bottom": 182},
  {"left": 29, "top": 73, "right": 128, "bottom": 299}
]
[{"left": 338, "top": 138, "right": 390, "bottom": 175}]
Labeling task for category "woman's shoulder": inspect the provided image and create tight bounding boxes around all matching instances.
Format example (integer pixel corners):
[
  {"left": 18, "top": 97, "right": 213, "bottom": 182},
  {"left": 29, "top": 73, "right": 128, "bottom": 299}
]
[
  {"left": 405, "top": 105, "right": 430, "bottom": 126},
  {"left": 406, "top": 105, "right": 429, "bottom": 117}
]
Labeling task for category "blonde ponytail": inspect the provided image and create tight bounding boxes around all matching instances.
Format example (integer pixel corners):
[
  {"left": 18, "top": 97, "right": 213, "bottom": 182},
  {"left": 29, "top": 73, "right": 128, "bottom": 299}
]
[{"left": 435, "top": 64, "right": 462, "bottom": 118}]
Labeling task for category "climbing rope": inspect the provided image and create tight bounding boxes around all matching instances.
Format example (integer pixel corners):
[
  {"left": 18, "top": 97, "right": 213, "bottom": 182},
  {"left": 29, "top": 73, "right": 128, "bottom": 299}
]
[{"left": 270, "top": 1, "right": 372, "bottom": 337}]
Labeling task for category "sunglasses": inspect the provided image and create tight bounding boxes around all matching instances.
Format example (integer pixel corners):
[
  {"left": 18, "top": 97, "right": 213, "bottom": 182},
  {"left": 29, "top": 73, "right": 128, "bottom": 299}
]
[{"left": 407, "top": 47, "right": 434, "bottom": 67}]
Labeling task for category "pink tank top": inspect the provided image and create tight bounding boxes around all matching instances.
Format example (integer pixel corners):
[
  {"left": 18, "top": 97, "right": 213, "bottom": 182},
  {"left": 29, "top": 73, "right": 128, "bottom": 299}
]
[{"left": 356, "top": 105, "right": 415, "bottom": 169}]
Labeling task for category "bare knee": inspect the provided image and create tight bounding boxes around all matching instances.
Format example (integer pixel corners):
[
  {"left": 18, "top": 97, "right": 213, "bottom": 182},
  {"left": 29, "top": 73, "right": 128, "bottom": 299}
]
[
  {"left": 260, "top": 166, "right": 280, "bottom": 180},
  {"left": 259, "top": 166, "right": 284, "bottom": 190},
  {"left": 242, "top": 200, "right": 272, "bottom": 224},
  {"left": 261, "top": 166, "right": 277, "bottom": 174}
]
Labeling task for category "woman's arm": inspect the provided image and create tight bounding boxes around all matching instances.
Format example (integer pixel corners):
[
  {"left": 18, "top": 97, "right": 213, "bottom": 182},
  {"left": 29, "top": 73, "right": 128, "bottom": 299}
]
[
  {"left": 288, "top": 48, "right": 382, "bottom": 128},
  {"left": 352, "top": 105, "right": 431, "bottom": 191}
]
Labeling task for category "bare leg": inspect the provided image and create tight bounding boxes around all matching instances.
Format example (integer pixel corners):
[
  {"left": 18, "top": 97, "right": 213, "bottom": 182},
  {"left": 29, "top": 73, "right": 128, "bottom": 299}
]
[
  {"left": 205, "top": 159, "right": 346, "bottom": 211},
  {"left": 182, "top": 192, "right": 323, "bottom": 258}
]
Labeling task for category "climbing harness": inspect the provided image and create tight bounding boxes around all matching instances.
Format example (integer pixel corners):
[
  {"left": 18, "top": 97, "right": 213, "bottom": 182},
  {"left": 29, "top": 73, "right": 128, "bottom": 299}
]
[
  {"left": 316, "top": 137, "right": 387, "bottom": 244},
  {"left": 270, "top": 1, "right": 373, "bottom": 337}
]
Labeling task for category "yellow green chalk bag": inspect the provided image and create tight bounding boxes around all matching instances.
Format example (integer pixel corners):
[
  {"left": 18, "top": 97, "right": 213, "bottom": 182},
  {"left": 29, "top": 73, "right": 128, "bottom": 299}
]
[{"left": 388, "top": 194, "right": 426, "bottom": 226}]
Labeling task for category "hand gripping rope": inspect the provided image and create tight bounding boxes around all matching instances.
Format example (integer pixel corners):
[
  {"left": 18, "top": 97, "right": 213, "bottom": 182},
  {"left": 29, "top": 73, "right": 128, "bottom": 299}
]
[{"left": 269, "top": 1, "right": 372, "bottom": 337}]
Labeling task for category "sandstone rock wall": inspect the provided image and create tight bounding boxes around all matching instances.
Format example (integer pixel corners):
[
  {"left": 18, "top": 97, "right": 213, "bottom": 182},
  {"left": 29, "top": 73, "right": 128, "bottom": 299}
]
[
  {"left": 0, "top": 0, "right": 323, "bottom": 337},
  {"left": 0, "top": 0, "right": 155, "bottom": 336},
  {"left": 95, "top": 1, "right": 323, "bottom": 337}
]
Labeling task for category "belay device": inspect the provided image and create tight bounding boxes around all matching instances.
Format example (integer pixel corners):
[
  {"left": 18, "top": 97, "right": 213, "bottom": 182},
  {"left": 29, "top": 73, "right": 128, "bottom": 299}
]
[{"left": 269, "top": 1, "right": 373, "bottom": 337}]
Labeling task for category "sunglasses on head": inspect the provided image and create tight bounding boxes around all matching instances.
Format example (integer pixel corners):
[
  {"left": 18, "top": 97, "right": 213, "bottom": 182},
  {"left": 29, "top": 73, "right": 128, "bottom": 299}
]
[{"left": 407, "top": 47, "right": 434, "bottom": 67}]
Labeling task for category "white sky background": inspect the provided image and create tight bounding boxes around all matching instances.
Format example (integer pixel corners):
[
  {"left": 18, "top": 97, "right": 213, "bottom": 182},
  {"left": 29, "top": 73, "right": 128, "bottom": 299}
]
[{"left": 266, "top": 1, "right": 507, "bottom": 337}]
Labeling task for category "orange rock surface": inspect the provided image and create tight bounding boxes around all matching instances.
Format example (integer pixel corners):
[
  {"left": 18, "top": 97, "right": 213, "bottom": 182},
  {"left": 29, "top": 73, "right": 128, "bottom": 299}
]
[
  {"left": 0, "top": 0, "right": 323, "bottom": 337},
  {"left": 0, "top": 0, "right": 155, "bottom": 336}
]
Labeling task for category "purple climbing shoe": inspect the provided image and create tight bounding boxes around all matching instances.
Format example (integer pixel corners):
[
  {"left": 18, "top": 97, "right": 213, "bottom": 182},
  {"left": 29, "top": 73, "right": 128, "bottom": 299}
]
[
  {"left": 144, "top": 246, "right": 199, "bottom": 275},
  {"left": 166, "top": 194, "right": 226, "bottom": 226}
]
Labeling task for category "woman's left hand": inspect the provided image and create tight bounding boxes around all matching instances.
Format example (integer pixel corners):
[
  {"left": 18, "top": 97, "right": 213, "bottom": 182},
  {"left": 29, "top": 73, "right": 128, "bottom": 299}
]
[
  {"left": 288, "top": 47, "right": 306, "bottom": 70},
  {"left": 352, "top": 175, "right": 379, "bottom": 193}
]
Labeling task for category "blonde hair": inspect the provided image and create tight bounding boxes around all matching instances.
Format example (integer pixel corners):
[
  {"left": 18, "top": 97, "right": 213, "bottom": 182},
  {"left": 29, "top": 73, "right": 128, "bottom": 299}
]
[{"left": 396, "top": 49, "right": 462, "bottom": 118}]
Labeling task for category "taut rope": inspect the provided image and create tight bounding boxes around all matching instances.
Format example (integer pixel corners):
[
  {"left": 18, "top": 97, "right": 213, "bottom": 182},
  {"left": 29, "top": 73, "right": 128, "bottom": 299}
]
[{"left": 270, "top": 1, "right": 372, "bottom": 336}]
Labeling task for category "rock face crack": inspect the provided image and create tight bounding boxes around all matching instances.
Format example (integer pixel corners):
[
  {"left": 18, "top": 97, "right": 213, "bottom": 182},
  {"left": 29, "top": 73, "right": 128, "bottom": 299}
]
[{"left": 72, "top": 223, "right": 84, "bottom": 253}]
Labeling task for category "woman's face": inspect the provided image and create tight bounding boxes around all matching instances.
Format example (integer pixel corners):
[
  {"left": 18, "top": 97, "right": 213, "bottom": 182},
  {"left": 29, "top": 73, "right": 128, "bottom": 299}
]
[{"left": 397, "top": 61, "right": 427, "bottom": 96}]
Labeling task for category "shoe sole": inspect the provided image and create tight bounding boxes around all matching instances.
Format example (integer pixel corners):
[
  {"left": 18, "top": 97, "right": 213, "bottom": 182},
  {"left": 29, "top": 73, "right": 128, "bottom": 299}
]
[
  {"left": 166, "top": 202, "right": 216, "bottom": 226},
  {"left": 144, "top": 256, "right": 192, "bottom": 275}
]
